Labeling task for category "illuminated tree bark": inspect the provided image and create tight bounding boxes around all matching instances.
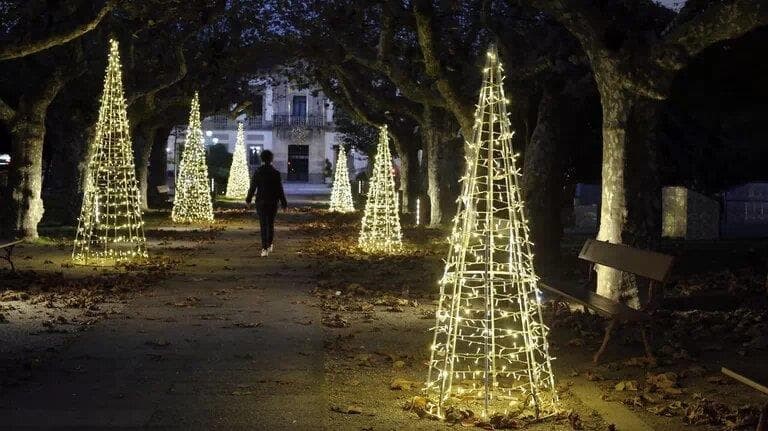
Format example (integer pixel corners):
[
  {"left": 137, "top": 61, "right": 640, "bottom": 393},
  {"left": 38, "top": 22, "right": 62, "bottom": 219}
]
[
  {"left": 1, "top": 73, "right": 66, "bottom": 239},
  {"left": 422, "top": 108, "right": 442, "bottom": 226},
  {"left": 390, "top": 130, "right": 420, "bottom": 215}
]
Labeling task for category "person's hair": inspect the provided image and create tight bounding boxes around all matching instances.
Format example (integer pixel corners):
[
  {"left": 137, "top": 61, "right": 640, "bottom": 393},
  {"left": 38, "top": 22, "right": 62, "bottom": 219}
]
[{"left": 261, "top": 150, "right": 274, "bottom": 164}]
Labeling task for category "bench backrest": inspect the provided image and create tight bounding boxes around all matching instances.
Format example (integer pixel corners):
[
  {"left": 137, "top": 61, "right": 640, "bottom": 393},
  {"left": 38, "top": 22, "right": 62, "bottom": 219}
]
[{"left": 578, "top": 239, "right": 674, "bottom": 283}]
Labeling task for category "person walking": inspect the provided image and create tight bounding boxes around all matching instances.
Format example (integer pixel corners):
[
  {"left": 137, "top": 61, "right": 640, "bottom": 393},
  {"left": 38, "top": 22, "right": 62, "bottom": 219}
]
[{"left": 245, "top": 150, "right": 287, "bottom": 256}]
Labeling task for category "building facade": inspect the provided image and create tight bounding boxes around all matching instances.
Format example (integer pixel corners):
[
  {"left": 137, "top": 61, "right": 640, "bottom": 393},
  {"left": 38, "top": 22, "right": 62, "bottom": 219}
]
[{"left": 167, "top": 79, "right": 342, "bottom": 186}]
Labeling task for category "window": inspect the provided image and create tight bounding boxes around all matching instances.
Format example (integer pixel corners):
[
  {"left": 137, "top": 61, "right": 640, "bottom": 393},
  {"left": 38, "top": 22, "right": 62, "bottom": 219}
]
[
  {"left": 292, "top": 96, "right": 307, "bottom": 118},
  {"left": 253, "top": 94, "right": 264, "bottom": 116}
]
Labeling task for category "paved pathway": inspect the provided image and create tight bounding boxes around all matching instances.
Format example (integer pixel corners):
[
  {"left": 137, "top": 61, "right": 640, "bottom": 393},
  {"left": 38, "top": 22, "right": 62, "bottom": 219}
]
[{"left": 0, "top": 224, "right": 326, "bottom": 430}]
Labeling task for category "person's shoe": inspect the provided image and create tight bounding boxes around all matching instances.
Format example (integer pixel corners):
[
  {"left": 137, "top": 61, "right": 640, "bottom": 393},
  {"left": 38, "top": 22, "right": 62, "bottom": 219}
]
[
  {"left": 260, "top": 249, "right": 269, "bottom": 257},
  {"left": 268, "top": 244, "right": 274, "bottom": 253}
]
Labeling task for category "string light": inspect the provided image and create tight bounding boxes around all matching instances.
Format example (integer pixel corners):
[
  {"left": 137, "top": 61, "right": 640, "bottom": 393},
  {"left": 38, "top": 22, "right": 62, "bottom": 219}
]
[
  {"left": 416, "top": 198, "right": 421, "bottom": 225},
  {"left": 225, "top": 122, "right": 250, "bottom": 199},
  {"left": 172, "top": 92, "right": 215, "bottom": 223},
  {"left": 358, "top": 125, "right": 402, "bottom": 253},
  {"left": 425, "top": 45, "right": 557, "bottom": 419},
  {"left": 72, "top": 39, "right": 147, "bottom": 266},
  {"left": 329, "top": 145, "right": 355, "bottom": 213}
]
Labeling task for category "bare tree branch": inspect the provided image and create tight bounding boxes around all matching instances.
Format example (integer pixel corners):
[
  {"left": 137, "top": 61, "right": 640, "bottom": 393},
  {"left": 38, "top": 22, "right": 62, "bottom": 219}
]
[
  {"left": 0, "top": 98, "right": 15, "bottom": 122},
  {"left": 228, "top": 100, "right": 253, "bottom": 120},
  {"left": 127, "top": 45, "right": 188, "bottom": 106},
  {"left": 335, "top": 63, "right": 422, "bottom": 121},
  {"left": 335, "top": 71, "right": 384, "bottom": 128},
  {"left": 0, "top": 0, "right": 117, "bottom": 61},
  {"left": 520, "top": 0, "right": 611, "bottom": 61},
  {"left": 412, "top": 0, "right": 474, "bottom": 132},
  {"left": 661, "top": 0, "right": 768, "bottom": 70},
  {"left": 335, "top": 3, "right": 446, "bottom": 108}
]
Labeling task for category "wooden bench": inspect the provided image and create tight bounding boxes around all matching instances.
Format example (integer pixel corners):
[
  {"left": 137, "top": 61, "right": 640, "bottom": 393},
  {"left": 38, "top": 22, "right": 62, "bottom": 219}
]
[
  {"left": 721, "top": 366, "right": 768, "bottom": 431},
  {"left": 0, "top": 239, "right": 23, "bottom": 271},
  {"left": 156, "top": 184, "right": 170, "bottom": 201},
  {"left": 539, "top": 239, "right": 674, "bottom": 364}
]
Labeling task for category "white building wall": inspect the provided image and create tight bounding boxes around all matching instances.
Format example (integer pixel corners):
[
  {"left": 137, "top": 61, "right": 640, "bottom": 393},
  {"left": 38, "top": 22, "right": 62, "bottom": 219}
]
[{"left": 166, "top": 77, "right": 366, "bottom": 184}]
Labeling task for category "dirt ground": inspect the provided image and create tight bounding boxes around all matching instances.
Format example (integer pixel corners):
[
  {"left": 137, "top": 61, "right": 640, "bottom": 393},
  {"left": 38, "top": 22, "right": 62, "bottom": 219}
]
[{"left": 0, "top": 202, "right": 766, "bottom": 430}]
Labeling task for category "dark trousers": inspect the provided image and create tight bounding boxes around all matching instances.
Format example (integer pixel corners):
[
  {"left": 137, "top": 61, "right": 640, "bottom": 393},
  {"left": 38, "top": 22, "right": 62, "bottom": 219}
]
[{"left": 256, "top": 202, "right": 278, "bottom": 249}]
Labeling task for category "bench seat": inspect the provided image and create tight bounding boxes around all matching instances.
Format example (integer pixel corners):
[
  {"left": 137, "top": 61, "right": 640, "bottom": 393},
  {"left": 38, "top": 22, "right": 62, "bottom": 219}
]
[{"left": 539, "top": 278, "right": 650, "bottom": 322}]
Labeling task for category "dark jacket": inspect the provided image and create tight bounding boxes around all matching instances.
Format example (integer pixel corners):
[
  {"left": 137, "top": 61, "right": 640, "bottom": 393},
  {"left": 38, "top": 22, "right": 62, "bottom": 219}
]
[{"left": 246, "top": 164, "right": 287, "bottom": 208}]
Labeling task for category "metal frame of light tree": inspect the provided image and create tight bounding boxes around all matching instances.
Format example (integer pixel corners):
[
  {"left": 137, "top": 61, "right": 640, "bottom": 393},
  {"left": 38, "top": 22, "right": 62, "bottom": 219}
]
[
  {"left": 329, "top": 145, "right": 355, "bottom": 213},
  {"left": 358, "top": 125, "right": 402, "bottom": 253},
  {"left": 72, "top": 39, "right": 147, "bottom": 265},
  {"left": 171, "top": 92, "right": 214, "bottom": 223},
  {"left": 225, "top": 122, "right": 250, "bottom": 199},
  {"left": 425, "top": 46, "right": 557, "bottom": 418}
]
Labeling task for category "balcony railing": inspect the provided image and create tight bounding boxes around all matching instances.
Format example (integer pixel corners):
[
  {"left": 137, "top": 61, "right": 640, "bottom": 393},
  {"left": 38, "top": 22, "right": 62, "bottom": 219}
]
[
  {"left": 273, "top": 114, "right": 327, "bottom": 129},
  {"left": 200, "top": 113, "right": 331, "bottom": 131},
  {"left": 201, "top": 115, "right": 265, "bottom": 130}
]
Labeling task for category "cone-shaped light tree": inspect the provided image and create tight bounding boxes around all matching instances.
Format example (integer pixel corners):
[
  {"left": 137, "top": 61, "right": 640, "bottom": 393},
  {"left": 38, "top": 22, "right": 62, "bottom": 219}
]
[
  {"left": 358, "top": 126, "right": 401, "bottom": 253},
  {"left": 425, "top": 46, "right": 557, "bottom": 418},
  {"left": 72, "top": 39, "right": 147, "bottom": 265},
  {"left": 226, "top": 122, "right": 250, "bottom": 199},
  {"left": 329, "top": 145, "right": 355, "bottom": 213},
  {"left": 172, "top": 92, "right": 214, "bottom": 223}
]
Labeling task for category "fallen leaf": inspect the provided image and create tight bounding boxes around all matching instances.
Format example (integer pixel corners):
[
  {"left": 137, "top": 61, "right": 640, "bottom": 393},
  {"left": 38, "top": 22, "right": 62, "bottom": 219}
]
[
  {"left": 390, "top": 378, "right": 418, "bottom": 390},
  {"left": 615, "top": 380, "right": 639, "bottom": 391}
]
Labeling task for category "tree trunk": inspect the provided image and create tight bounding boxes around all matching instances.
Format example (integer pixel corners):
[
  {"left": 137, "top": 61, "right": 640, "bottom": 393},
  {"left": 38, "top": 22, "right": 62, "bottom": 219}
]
[
  {"left": 437, "top": 128, "right": 462, "bottom": 224},
  {"left": 6, "top": 117, "right": 47, "bottom": 239},
  {"left": 421, "top": 115, "right": 442, "bottom": 226},
  {"left": 43, "top": 110, "right": 97, "bottom": 225},
  {"left": 389, "top": 129, "right": 415, "bottom": 214},
  {"left": 404, "top": 141, "right": 420, "bottom": 215},
  {"left": 148, "top": 126, "right": 170, "bottom": 208},
  {"left": 397, "top": 140, "right": 410, "bottom": 214},
  {"left": 595, "top": 78, "right": 662, "bottom": 307},
  {"left": 522, "top": 87, "right": 564, "bottom": 270},
  {"left": 76, "top": 122, "right": 99, "bottom": 202},
  {"left": 2, "top": 73, "right": 67, "bottom": 239},
  {"left": 134, "top": 126, "right": 156, "bottom": 211}
]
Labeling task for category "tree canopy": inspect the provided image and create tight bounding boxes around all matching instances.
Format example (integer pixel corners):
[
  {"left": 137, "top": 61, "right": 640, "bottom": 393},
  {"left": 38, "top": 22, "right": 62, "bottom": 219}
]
[{"left": 0, "top": 0, "right": 767, "bottom": 296}]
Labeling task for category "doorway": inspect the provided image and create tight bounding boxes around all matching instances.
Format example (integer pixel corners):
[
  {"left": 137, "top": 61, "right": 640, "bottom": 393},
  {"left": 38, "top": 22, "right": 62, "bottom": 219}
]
[
  {"left": 287, "top": 144, "right": 309, "bottom": 182},
  {"left": 247, "top": 144, "right": 263, "bottom": 170}
]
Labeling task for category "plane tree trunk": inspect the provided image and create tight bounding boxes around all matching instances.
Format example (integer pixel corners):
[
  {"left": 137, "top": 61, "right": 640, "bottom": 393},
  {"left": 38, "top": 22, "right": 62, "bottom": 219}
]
[
  {"left": 522, "top": 86, "right": 566, "bottom": 270},
  {"left": 1, "top": 74, "right": 66, "bottom": 239}
]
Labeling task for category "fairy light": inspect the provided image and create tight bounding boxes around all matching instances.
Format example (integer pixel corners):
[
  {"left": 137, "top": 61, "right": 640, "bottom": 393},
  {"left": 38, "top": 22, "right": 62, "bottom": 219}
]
[
  {"left": 415, "top": 198, "right": 421, "bottom": 225},
  {"left": 171, "top": 92, "right": 215, "bottom": 223},
  {"left": 72, "top": 39, "right": 147, "bottom": 266},
  {"left": 358, "top": 125, "right": 402, "bottom": 253},
  {"left": 425, "top": 45, "right": 557, "bottom": 419},
  {"left": 225, "top": 122, "right": 250, "bottom": 199},
  {"left": 329, "top": 145, "right": 355, "bottom": 213}
]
